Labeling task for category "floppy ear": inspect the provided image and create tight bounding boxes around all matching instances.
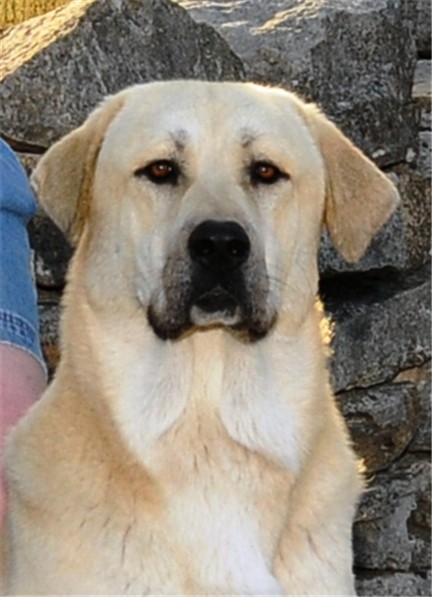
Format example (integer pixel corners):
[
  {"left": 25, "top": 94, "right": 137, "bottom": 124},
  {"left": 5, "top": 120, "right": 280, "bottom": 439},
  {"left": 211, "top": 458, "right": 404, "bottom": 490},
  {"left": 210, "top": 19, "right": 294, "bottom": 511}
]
[
  {"left": 31, "top": 94, "right": 125, "bottom": 245},
  {"left": 304, "top": 105, "right": 400, "bottom": 262}
]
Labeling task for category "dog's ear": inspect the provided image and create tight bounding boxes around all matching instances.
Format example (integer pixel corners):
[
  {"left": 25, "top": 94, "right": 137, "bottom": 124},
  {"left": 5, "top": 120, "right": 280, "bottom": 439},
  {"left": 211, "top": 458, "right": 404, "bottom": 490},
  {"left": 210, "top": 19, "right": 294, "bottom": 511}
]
[
  {"left": 304, "top": 105, "right": 400, "bottom": 262},
  {"left": 31, "top": 94, "right": 125, "bottom": 245}
]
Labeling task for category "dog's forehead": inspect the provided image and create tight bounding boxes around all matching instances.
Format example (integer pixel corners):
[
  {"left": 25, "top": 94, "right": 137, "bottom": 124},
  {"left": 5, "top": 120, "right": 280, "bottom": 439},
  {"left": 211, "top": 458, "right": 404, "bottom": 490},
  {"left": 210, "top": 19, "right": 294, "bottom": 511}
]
[{"left": 105, "top": 81, "right": 312, "bottom": 152}]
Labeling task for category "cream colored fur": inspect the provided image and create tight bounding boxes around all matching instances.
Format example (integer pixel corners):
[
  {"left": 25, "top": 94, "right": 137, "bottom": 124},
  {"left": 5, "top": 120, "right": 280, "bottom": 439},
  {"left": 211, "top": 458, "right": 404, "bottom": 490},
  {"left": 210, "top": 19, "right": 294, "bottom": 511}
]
[{"left": 2, "top": 81, "right": 399, "bottom": 595}]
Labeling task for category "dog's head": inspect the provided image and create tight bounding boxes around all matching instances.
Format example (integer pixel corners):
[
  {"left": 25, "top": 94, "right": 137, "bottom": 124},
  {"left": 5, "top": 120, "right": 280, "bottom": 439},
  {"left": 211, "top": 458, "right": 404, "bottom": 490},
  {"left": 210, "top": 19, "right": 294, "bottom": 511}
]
[{"left": 32, "top": 81, "right": 399, "bottom": 341}]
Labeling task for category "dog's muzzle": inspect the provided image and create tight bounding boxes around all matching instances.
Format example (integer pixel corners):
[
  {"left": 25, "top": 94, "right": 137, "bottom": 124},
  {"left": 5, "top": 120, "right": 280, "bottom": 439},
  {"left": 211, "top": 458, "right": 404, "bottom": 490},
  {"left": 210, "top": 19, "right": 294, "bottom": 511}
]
[{"left": 147, "top": 219, "right": 274, "bottom": 341}]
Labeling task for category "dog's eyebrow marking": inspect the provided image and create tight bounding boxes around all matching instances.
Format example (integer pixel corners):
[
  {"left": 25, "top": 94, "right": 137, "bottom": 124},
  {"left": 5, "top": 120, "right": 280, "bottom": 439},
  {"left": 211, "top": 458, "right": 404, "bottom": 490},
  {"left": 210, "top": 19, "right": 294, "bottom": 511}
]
[
  {"left": 170, "top": 129, "right": 189, "bottom": 152},
  {"left": 240, "top": 129, "right": 260, "bottom": 148}
]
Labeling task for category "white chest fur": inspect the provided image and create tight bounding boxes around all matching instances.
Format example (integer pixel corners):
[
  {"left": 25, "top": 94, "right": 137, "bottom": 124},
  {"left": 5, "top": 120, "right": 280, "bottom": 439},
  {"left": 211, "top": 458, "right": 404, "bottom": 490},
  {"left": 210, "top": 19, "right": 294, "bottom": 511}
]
[
  {"left": 95, "top": 324, "right": 322, "bottom": 590},
  {"left": 166, "top": 483, "right": 285, "bottom": 593},
  {"left": 108, "top": 328, "right": 313, "bottom": 472}
]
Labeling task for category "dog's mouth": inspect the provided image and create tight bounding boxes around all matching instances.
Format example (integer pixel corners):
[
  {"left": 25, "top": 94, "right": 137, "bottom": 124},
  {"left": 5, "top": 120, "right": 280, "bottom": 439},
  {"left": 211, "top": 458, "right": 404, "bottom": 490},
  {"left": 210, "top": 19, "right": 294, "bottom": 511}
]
[
  {"left": 147, "top": 275, "right": 274, "bottom": 342},
  {"left": 190, "top": 286, "right": 242, "bottom": 326}
]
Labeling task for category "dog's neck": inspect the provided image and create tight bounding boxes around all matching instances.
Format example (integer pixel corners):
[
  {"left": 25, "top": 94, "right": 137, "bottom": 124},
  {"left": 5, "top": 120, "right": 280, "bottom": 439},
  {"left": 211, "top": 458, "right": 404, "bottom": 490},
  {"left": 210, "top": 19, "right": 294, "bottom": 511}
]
[{"left": 60, "top": 292, "right": 329, "bottom": 474}]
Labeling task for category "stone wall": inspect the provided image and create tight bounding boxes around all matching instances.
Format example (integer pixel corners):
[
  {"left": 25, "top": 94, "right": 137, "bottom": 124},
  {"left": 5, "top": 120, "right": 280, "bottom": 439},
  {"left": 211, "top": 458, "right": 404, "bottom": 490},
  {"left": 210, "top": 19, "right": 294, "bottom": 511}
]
[{"left": 1, "top": 1, "right": 430, "bottom": 594}]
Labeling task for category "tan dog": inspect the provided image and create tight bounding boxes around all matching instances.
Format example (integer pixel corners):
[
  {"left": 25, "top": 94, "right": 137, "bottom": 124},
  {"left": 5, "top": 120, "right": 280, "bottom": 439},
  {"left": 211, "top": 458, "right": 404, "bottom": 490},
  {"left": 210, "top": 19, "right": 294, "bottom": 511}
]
[{"left": 3, "top": 81, "right": 398, "bottom": 595}]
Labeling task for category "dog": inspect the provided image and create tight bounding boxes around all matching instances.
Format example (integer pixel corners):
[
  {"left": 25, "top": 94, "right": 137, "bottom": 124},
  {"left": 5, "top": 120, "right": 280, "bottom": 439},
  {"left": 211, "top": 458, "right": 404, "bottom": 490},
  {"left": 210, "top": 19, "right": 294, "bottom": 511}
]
[{"left": 3, "top": 81, "right": 399, "bottom": 595}]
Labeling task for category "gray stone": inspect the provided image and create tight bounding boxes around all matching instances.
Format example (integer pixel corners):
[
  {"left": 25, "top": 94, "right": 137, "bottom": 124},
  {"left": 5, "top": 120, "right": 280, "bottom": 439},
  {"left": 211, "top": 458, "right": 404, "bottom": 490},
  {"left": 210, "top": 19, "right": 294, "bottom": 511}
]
[
  {"left": 322, "top": 264, "right": 431, "bottom": 391},
  {"left": 396, "top": 362, "right": 432, "bottom": 453},
  {"left": 356, "top": 571, "right": 432, "bottom": 596},
  {"left": 178, "top": 0, "right": 418, "bottom": 167},
  {"left": 418, "top": 131, "right": 432, "bottom": 178},
  {"left": 319, "top": 165, "right": 432, "bottom": 275},
  {"left": 416, "top": 0, "right": 431, "bottom": 58},
  {"left": 337, "top": 382, "right": 420, "bottom": 473},
  {"left": 413, "top": 60, "right": 431, "bottom": 131},
  {"left": 0, "top": 0, "right": 244, "bottom": 146},
  {"left": 30, "top": 210, "right": 73, "bottom": 289},
  {"left": 38, "top": 296, "right": 62, "bottom": 376},
  {"left": 354, "top": 454, "right": 431, "bottom": 573},
  {"left": 391, "top": 166, "right": 431, "bottom": 270}
]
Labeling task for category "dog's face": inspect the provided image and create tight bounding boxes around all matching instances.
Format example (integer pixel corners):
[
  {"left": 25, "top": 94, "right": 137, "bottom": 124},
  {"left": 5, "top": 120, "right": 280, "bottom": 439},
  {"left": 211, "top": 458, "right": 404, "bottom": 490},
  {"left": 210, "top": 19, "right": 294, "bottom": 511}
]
[
  {"left": 91, "top": 83, "right": 327, "bottom": 341},
  {"left": 33, "top": 82, "right": 399, "bottom": 341}
]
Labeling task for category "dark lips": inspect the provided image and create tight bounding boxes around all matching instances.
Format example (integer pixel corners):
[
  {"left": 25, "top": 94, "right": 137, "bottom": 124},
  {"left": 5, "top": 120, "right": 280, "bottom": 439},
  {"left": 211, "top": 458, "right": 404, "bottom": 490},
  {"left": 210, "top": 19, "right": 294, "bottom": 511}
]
[{"left": 193, "top": 286, "right": 239, "bottom": 315}]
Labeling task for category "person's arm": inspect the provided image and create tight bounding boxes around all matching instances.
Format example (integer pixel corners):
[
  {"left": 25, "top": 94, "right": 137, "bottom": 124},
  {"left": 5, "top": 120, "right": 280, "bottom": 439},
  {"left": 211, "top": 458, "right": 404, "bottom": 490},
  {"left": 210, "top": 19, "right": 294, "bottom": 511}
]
[{"left": 0, "top": 139, "right": 47, "bottom": 523}]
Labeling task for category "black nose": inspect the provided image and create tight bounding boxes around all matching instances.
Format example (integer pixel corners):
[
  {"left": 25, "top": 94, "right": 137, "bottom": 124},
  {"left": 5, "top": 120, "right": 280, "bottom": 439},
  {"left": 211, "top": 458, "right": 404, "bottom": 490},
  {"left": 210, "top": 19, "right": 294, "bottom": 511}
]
[{"left": 188, "top": 220, "right": 251, "bottom": 271}]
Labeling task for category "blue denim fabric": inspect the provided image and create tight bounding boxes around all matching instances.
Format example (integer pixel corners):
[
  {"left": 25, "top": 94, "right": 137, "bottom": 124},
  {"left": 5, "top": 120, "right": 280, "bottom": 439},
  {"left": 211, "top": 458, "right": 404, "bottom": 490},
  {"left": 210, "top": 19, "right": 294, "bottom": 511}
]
[{"left": 0, "top": 139, "right": 46, "bottom": 375}]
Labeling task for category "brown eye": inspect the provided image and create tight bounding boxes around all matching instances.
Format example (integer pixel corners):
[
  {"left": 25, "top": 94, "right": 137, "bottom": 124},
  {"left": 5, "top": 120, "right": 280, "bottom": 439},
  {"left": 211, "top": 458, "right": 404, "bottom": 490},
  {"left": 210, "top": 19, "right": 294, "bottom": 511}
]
[
  {"left": 250, "top": 161, "right": 286, "bottom": 185},
  {"left": 135, "top": 160, "right": 180, "bottom": 185}
]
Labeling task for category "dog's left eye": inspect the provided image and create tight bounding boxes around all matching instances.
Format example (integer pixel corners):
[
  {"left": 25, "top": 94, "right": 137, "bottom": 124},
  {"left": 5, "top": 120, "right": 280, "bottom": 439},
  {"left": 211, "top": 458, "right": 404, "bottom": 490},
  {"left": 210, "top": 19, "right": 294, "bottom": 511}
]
[
  {"left": 250, "top": 161, "right": 287, "bottom": 185},
  {"left": 135, "top": 160, "right": 180, "bottom": 185}
]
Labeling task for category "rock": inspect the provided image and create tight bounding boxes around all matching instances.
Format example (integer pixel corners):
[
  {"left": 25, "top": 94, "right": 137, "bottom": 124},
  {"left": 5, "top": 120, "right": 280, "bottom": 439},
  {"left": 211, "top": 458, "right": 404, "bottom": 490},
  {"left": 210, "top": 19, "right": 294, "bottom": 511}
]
[
  {"left": 396, "top": 362, "right": 432, "bottom": 452},
  {"left": 0, "top": 0, "right": 244, "bottom": 145},
  {"left": 418, "top": 131, "right": 432, "bottom": 178},
  {"left": 0, "top": 0, "right": 95, "bottom": 85},
  {"left": 319, "top": 165, "right": 431, "bottom": 275},
  {"left": 321, "top": 264, "right": 431, "bottom": 391},
  {"left": 413, "top": 60, "right": 431, "bottom": 130},
  {"left": 337, "top": 382, "right": 420, "bottom": 473},
  {"left": 29, "top": 210, "right": 72, "bottom": 289},
  {"left": 354, "top": 454, "right": 431, "bottom": 573},
  {"left": 356, "top": 571, "right": 432, "bottom": 596},
  {"left": 38, "top": 294, "right": 62, "bottom": 375},
  {"left": 178, "top": 0, "right": 418, "bottom": 167},
  {"left": 416, "top": 0, "right": 431, "bottom": 58},
  {"left": 390, "top": 166, "right": 431, "bottom": 269}
]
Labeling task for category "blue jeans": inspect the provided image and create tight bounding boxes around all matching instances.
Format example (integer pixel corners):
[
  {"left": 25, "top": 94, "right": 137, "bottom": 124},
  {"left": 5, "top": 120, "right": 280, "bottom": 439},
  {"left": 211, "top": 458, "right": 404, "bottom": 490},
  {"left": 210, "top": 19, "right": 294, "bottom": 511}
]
[{"left": 0, "top": 139, "right": 46, "bottom": 375}]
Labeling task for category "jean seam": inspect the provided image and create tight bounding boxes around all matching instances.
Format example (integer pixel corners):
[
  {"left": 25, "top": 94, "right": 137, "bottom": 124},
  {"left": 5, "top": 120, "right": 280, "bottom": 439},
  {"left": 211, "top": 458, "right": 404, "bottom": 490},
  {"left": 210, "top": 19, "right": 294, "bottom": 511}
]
[{"left": 0, "top": 309, "right": 40, "bottom": 342}]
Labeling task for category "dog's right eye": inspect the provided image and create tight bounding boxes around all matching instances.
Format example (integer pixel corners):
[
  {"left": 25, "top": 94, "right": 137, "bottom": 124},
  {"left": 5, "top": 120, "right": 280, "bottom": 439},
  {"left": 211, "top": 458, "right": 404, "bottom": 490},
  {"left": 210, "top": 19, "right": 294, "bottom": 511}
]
[{"left": 134, "top": 160, "right": 180, "bottom": 185}]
